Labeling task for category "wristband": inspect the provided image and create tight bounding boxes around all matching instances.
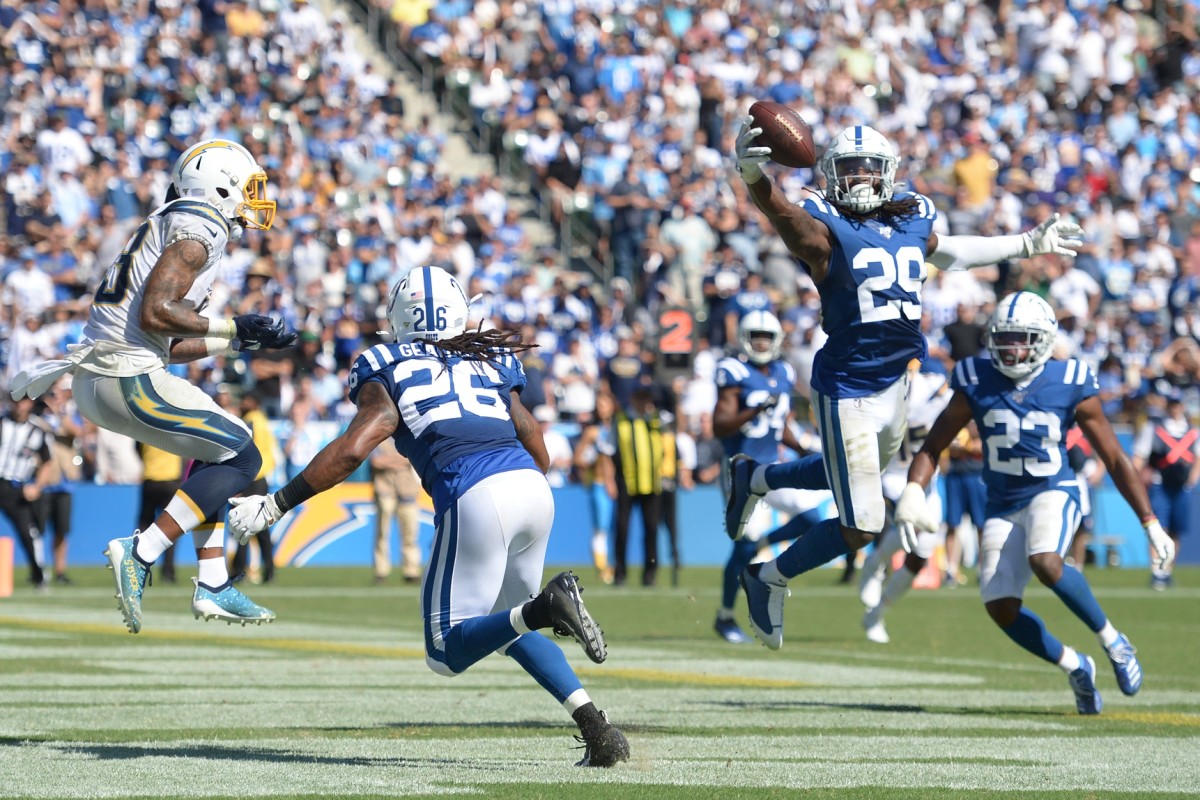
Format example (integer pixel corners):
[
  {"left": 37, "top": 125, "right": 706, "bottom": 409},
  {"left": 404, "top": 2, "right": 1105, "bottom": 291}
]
[
  {"left": 202, "top": 337, "right": 239, "bottom": 357},
  {"left": 207, "top": 317, "right": 237, "bottom": 338},
  {"left": 274, "top": 473, "right": 316, "bottom": 514},
  {"left": 1141, "top": 514, "right": 1159, "bottom": 527}
]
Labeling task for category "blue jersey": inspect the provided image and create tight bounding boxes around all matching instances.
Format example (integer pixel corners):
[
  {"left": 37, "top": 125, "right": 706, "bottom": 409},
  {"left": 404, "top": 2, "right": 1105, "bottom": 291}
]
[
  {"left": 952, "top": 356, "right": 1098, "bottom": 517},
  {"left": 715, "top": 356, "right": 796, "bottom": 462},
  {"left": 803, "top": 192, "right": 937, "bottom": 398},
  {"left": 349, "top": 342, "right": 538, "bottom": 515}
]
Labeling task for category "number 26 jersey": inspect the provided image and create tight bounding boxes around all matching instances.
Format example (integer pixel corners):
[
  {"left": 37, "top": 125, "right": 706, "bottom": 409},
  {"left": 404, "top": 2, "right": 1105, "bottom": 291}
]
[
  {"left": 952, "top": 356, "right": 1098, "bottom": 517},
  {"left": 349, "top": 342, "right": 538, "bottom": 514}
]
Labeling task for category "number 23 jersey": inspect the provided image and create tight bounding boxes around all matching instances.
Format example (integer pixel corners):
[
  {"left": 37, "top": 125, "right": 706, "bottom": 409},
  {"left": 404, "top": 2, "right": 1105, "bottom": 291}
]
[
  {"left": 803, "top": 192, "right": 937, "bottom": 399},
  {"left": 952, "top": 356, "right": 1097, "bottom": 517},
  {"left": 349, "top": 342, "right": 538, "bottom": 514}
]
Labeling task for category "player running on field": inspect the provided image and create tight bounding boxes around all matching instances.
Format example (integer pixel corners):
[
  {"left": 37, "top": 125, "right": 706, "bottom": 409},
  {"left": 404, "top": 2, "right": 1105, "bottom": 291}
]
[
  {"left": 11, "top": 139, "right": 295, "bottom": 633},
  {"left": 227, "top": 266, "right": 629, "bottom": 767},
  {"left": 897, "top": 292, "right": 1174, "bottom": 714}
]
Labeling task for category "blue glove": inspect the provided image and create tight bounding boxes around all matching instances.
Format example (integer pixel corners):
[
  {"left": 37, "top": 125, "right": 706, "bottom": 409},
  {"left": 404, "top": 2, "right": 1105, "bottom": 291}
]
[{"left": 233, "top": 315, "right": 297, "bottom": 350}]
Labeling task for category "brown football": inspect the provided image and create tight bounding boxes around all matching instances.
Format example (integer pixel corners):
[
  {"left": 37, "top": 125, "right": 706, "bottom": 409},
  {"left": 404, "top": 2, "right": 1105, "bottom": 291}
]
[{"left": 748, "top": 100, "right": 816, "bottom": 169}]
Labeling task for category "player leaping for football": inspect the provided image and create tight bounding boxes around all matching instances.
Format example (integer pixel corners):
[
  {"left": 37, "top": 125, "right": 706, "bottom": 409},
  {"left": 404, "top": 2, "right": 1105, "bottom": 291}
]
[
  {"left": 897, "top": 292, "right": 1172, "bottom": 713},
  {"left": 729, "top": 118, "right": 1086, "bottom": 649},
  {"left": 11, "top": 139, "right": 296, "bottom": 634},
  {"left": 226, "top": 266, "right": 629, "bottom": 768}
]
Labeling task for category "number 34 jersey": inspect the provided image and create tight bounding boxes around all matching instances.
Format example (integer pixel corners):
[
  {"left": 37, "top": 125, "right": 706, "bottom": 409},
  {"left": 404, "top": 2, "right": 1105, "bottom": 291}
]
[
  {"left": 349, "top": 342, "right": 538, "bottom": 514},
  {"left": 952, "top": 356, "right": 1098, "bottom": 518},
  {"left": 803, "top": 192, "right": 937, "bottom": 399}
]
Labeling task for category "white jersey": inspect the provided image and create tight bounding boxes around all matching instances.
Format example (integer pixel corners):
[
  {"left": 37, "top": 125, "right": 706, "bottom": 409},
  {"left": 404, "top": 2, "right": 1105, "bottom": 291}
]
[
  {"left": 882, "top": 370, "right": 952, "bottom": 499},
  {"left": 82, "top": 199, "right": 231, "bottom": 376}
]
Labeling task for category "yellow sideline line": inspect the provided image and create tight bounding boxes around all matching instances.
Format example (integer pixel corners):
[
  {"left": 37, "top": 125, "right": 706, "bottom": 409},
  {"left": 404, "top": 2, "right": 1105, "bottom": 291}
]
[
  {"left": 583, "top": 665, "right": 812, "bottom": 688},
  {"left": 0, "top": 615, "right": 424, "bottom": 658},
  {"left": 1102, "top": 710, "right": 1200, "bottom": 728},
  {"left": 0, "top": 615, "right": 812, "bottom": 688}
]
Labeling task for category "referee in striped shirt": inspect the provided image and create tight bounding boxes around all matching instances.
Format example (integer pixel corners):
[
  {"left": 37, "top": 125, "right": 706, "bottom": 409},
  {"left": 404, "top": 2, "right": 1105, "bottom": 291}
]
[{"left": 0, "top": 397, "right": 53, "bottom": 588}]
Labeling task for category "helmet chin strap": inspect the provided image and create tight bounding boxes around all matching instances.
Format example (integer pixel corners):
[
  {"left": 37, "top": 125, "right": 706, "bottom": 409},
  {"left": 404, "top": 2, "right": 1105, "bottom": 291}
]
[{"left": 228, "top": 222, "right": 244, "bottom": 242}]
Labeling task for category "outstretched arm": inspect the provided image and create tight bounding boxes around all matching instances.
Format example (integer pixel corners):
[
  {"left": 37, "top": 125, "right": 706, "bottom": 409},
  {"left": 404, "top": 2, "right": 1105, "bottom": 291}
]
[
  {"left": 226, "top": 381, "right": 399, "bottom": 541},
  {"left": 734, "top": 117, "right": 831, "bottom": 277},
  {"left": 927, "top": 213, "right": 1084, "bottom": 271}
]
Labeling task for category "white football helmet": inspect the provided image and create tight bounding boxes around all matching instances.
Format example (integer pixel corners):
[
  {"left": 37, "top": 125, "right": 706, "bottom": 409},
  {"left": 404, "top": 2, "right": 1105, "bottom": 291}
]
[
  {"left": 738, "top": 310, "right": 784, "bottom": 366},
  {"left": 987, "top": 292, "right": 1058, "bottom": 379},
  {"left": 387, "top": 266, "right": 470, "bottom": 343},
  {"left": 171, "top": 139, "right": 276, "bottom": 233},
  {"left": 819, "top": 126, "right": 898, "bottom": 213}
]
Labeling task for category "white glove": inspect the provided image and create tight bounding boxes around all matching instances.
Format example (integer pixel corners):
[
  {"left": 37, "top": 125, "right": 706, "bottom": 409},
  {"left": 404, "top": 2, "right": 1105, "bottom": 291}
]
[
  {"left": 1021, "top": 213, "right": 1084, "bottom": 258},
  {"left": 1144, "top": 518, "right": 1176, "bottom": 572},
  {"left": 734, "top": 115, "right": 771, "bottom": 184},
  {"left": 227, "top": 494, "right": 283, "bottom": 545},
  {"left": 894, "top": 482, "right": 938, "bottom": 554}
]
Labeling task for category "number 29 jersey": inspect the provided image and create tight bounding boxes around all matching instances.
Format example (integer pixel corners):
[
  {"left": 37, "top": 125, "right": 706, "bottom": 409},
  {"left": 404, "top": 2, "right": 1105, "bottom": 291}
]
[
  {"left": 951, "top": 356, "right": 1098, "bottom": 517},
  {"left": 803, "top": 192, "right": 937, "bottom": 399},
  {"left": 349, "top": 342, "right": 538, "bottom": 515}
]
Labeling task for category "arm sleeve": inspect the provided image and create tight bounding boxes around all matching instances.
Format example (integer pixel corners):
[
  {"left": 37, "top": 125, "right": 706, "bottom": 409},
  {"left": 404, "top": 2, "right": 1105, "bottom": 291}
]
[{"left": 928, "top": 233, "right": 1028, "bottom": 272}]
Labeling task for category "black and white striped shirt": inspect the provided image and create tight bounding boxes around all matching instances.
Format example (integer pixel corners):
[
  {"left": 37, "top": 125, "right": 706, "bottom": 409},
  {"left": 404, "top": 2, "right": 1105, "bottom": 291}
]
[{"left": 0, "top": 415, "right": 50, "bottom": 484}]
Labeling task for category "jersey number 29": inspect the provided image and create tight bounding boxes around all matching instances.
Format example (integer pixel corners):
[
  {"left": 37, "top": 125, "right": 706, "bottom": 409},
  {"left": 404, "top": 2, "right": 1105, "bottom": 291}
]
[{"left": 853, "top": 246, "right": 925, "bottom": 323}]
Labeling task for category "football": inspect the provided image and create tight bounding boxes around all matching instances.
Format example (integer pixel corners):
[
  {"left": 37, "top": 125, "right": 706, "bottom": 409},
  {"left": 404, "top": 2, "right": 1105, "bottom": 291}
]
[{"left": 748, "top": 101, "right": 816, "bottom": 169}]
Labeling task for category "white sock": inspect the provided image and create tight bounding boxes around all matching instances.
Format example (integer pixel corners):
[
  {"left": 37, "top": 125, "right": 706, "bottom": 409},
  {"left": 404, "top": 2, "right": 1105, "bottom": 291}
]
[
  {"left": 134, "top": 526, "right": 173, "bottom": 563},
  {"left": 757, "top": 560, "right": 786, "bottom": 585},
  {"left": 1096, "top": 621, "right": 1119, "bottom": 649},
  {"left": 562, "top": 688, "right": 592, "bottom": 714},
  {"left": 196, "top": 556, "right": 229, "bottom": 589},
  {"left": 880, "top": 565, "right": 917, "bottom": 609},
  {"left": 510, "top": 605, "right": 531, "bottom": 635},
  {"left": 750, "top": 465, "right": 770, "bottom": 494},
  {"left": 1057, "top": 645, "right": 1081, "bottom": 673}
]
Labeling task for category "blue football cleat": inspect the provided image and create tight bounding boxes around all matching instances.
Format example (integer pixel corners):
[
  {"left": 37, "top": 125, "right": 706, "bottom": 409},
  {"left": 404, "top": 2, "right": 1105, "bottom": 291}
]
[
  {"left": 725, "top": 455, "right": 764, "bottom": 541},
  {"left": 191, "top": 579, "right": 275, "bottom": 626},
  {"left": 740, "top": 565, "right": 789, "bottom": 650},
  {"left": 1105, "top": 633, "right": 1142, "bottom": 696},
  {"left": 1068, "top": 655, "right": 1103, "bottom": 715},
  {"left": 104, "top": 536, "right": 151, "bottom": 634},
  {"left": 714, "top": 616, "right": 751, "bottom": 644}
]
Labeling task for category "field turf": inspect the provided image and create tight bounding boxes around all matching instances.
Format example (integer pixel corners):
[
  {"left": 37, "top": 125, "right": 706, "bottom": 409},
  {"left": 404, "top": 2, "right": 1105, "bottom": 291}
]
[{"left": 1, "top": 564, "right": 1197, "bottom": 799}]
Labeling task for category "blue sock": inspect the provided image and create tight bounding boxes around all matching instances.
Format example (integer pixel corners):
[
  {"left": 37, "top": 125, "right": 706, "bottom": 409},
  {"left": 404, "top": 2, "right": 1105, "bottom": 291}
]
[
  {"left": 1050, "top": 564, "right": 1108, "bottom": 633},
  {"left": 1001, "top": 607, "right": 1065, "bottom": 664},
  {"left": 505, "top": 632, "right": 584, "bottom": 703},
  {"left": 722, "top": 539, "right": 758, "bottom": 609},
  {"left": 775, "top": 517, "right": 849, "bottom": 579},
  {"left": 442, "top": 610, "right": 519, "bottom": 674},
  {"left": 764, "top": 454, "right": 828, "bottom": 491},
  {"left": 766, "top": 509, "right": 821, "bottom": 545}
]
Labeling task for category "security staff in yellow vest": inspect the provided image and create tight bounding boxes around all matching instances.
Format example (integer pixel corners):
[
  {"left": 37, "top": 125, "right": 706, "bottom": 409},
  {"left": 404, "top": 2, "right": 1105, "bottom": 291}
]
[
  {"left": 659, "top": 407, "right": 682, "bottom": 586},
  {"left": 605, "top": 384, "right": 666, "bottom": 587}
]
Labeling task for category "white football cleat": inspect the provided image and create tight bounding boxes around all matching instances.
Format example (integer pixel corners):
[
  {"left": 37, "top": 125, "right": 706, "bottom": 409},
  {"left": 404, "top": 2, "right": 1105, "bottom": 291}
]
[{"left": 862, "top": 608, "right": 889, "bottom": 644}]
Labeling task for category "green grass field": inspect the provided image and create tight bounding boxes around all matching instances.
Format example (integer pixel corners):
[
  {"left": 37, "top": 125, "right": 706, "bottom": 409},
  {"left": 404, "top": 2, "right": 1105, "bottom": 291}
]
[{"left": 1, "top": 564, "right": 1198, "bottom": 799}]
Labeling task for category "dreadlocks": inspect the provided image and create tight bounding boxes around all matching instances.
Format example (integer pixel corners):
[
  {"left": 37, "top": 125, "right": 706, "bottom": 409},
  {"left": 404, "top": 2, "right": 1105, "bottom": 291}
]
[{"left": 427, "top": 327, "right": 537, "bottom": 369}]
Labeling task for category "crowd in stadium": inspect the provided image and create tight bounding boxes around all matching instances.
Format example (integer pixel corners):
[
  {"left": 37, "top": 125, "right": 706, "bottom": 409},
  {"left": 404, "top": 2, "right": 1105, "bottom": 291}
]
[{"left": 2, "top": 0, "right": 1200, "bottom": 483}]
